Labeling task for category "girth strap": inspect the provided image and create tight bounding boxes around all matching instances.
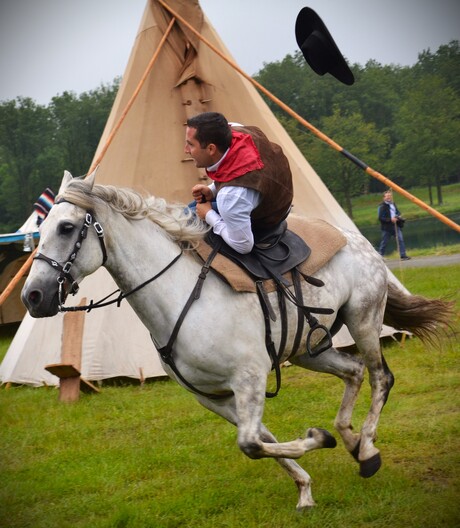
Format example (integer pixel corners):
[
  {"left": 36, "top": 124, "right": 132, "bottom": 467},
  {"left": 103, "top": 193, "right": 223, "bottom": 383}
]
[
  {"left": 277, "top": 287, "right": 288, "bottom": 360},
  {"left": 156, "top": 239, "right": 234, "bottom": 400},
  {"left": 290, "top": 268, "right": 306, "bottom": 358},
  {"left": 156, "top": 238, "right": 290, "bottom": 400},
  {"left": 256, "top": 281, "right": 282, "bottom": 398}
]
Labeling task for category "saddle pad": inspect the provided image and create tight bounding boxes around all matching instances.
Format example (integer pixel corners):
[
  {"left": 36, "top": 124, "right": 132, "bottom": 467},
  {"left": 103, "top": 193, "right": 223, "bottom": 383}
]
[{"left": 195, "top": 216, "right": 347, "bottom": 293}]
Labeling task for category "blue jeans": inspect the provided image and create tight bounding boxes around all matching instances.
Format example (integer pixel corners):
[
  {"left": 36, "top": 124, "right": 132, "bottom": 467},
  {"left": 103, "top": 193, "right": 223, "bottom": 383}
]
[
  {"left": 187, "top": 200, "right": 219, "bottom": 214},
  {"left": 378, "top": 227, "right": 407, "bottom": 257}
]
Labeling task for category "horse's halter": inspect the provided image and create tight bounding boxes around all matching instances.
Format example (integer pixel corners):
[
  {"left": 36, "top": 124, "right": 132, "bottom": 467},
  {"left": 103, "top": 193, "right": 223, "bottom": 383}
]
[{"left": 34, "top": 206, "right": 107, "bottom": 308}]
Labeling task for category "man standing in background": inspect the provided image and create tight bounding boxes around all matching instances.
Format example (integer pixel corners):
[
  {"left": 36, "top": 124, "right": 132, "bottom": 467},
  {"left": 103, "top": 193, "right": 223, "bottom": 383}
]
[{"left": 378, "top": 190, "right": 411, "bottom": 260}]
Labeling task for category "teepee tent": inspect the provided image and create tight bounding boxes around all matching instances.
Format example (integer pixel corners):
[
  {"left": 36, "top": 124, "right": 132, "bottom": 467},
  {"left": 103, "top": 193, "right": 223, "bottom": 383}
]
[{"left": 1, "top": 0, "right": 391, "bottom": 387}]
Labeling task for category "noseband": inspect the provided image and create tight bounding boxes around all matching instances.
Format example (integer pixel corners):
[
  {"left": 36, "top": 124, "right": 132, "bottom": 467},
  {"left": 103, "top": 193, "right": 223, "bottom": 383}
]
[{"left": 34, "top": 209, "right": 107, "bottom": 305}]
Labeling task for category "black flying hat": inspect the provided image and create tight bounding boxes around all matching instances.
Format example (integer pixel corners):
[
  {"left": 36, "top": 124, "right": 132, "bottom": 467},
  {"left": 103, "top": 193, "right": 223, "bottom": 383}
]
[{"left": 295, "top": 7, "right": 354, "bottom": 85}]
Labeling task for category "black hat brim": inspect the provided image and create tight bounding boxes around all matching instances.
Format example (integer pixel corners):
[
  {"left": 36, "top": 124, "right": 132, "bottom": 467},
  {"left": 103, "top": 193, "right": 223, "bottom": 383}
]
[{"left": 295, "top": 7, "right": 354, "bottom": 85}]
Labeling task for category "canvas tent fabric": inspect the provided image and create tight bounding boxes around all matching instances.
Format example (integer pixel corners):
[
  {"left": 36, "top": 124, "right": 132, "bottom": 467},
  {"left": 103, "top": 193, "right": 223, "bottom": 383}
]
[
  {"left": 1, "top": 0, "right": 395, "bottom": 387},
  {"left": 91, "top": 0, "right": 359, "bottom": 226}
]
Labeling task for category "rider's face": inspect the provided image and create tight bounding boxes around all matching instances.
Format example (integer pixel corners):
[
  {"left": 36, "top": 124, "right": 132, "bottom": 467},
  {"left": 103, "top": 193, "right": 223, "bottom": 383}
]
[{"left": 184, "top": 127, "right": 214, "bottom": 168}]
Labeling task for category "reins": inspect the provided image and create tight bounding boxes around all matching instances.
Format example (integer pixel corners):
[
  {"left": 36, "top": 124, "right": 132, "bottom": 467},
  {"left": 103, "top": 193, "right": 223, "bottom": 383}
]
[
  {"left": 57, "top": 249, "right": 183, "bottom": 313},
  {"left": 40, "top": 208, "right": 229, "bottom": 399}
]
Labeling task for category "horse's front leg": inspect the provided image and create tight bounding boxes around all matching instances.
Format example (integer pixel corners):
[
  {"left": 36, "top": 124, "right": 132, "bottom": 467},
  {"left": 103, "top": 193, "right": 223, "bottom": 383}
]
[
  {"left": 232, "top": 372, "right": 336, "bottom": 460},
  {"left": 198, "top": 396, "right": 320, "bottom": 510},
  {"left": 259, "top": 425, "right": 316, "bottom": 510},
  {"left": 196, "top": 371, "right": 335, "bottom": 510}
]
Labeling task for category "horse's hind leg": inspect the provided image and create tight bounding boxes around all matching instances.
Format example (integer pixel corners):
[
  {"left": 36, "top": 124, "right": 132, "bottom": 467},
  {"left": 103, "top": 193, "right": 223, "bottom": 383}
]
[
  {"left": 347, "top": 326, "right": 395, "bottom": 478},
  {"left": 291, "top": 347, "right": 365, "bottom": 458}
]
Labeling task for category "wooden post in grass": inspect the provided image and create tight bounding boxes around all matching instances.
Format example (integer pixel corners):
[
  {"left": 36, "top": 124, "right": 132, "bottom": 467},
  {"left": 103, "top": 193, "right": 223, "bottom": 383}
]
[{"left": 45, "top": 298, "right": 99, "bottom": 401}]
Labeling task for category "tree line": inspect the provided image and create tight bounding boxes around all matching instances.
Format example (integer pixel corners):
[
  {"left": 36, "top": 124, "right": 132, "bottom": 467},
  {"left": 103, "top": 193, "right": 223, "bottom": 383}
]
[
  {"left": 0, "top": 81, "right": 120, "bottom": 232},
  {"left": 0, "top": 41, "right": 459, "bottom": 230},
  {"left": 255, "top": 40, "right": 460, "bottom": 217}
]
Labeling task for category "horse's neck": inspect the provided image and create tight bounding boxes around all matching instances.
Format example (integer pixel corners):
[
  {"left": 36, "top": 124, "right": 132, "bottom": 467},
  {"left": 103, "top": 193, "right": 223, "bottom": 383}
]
[
  {"left": 105, "top": 214, "right": 182, "bottom": 291},
  {"left": 103, "top": 213, "right": 199, "bottom": 336}
]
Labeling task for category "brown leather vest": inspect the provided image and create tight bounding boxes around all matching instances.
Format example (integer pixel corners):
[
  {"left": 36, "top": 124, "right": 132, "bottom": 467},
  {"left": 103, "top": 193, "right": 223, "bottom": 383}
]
[{"left": 214, "top": 126, "right": 293, "bottom": 230}]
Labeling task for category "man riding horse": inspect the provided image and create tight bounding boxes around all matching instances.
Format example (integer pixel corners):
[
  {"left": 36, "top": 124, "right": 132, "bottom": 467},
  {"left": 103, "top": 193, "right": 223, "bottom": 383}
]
[
  {"left": 184, "top": 5, "right": 355, "bottom": 253},
  {"left": 185, "top": 112, "right": 293, "bottom": 254}
]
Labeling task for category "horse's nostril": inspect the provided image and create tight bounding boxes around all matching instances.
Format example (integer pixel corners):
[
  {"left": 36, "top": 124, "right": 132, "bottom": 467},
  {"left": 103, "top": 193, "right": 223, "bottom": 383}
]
[{"left": 28, "top": 290, "right": 42, "bottom": 306}]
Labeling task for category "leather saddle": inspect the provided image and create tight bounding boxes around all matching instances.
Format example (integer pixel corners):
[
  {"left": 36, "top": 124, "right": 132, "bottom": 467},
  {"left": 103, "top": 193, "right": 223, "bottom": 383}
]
[
  {"left": 205, "top": 220, "right": 311, "bottom": 285},
  {"left": 203, "top": 221, "right": 338, "bottom": 394}
]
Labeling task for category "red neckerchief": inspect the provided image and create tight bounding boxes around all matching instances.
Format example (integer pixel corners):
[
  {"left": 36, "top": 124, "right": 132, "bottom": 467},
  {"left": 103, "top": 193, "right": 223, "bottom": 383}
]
[{"left": 206, "top": 130, "right": 264, "bottom": 183}]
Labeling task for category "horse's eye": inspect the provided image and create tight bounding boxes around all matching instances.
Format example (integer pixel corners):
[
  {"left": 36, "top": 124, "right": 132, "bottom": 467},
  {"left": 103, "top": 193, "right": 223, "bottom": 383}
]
[{"left": 59, "top": 222, "right": 75, "bottom": 235}]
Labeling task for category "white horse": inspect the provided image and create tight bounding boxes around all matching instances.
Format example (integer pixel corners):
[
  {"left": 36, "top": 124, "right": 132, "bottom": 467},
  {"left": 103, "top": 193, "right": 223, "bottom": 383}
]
[{"left": 22, "top": 171, "right": 452, "bottom": 510}]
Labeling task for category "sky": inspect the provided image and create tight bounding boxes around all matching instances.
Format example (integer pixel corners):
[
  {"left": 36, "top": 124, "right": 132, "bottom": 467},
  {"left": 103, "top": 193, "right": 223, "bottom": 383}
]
[{"left": 0, "top": 0, "right": 459, "bottom": 105}]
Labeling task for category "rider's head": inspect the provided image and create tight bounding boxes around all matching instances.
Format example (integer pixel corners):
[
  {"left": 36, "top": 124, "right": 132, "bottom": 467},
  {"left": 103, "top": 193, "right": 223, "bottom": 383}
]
[
  {"left": 184, "top": 112, "right": 233, "bottom": 168},
  {"left": 187, "top": 112, "right": 233, "bottom": 151}
]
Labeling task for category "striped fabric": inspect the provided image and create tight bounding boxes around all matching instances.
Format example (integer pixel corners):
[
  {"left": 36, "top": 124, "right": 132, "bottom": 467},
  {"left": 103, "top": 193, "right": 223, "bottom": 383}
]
[{"left": 34, "top": 188, "right": 55, "bottom": 225}]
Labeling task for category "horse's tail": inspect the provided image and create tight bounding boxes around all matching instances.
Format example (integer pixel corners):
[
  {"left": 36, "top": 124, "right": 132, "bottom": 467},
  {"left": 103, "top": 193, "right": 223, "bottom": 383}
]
[{"left": 383, "top": 281, "right": 455, "bottom": 344}]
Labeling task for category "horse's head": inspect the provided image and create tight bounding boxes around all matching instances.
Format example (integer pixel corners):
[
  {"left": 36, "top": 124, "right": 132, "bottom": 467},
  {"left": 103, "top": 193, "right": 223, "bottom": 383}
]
[{"left": 22, "top": 170, "right": 107, "bottom": 317}]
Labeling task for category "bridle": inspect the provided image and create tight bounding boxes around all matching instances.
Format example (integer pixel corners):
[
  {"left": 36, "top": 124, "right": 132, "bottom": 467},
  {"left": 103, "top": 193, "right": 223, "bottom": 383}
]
[
  {"left": 33, "top": 202, "right": 183, "bottom": 313},
  {"left": 34, "top": 207, "right": 108, "bottom": 309}
]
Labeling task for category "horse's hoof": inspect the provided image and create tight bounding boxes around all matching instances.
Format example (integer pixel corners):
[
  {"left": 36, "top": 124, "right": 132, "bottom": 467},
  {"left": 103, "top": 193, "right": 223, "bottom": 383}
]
[
  {"left": 307, "top": 427, "right": 337, "bottom": 448},
  {"left": 359, "top": 453, "right": 382, "bottom": 478},
  {"left": 296, "top": 501, "right": 315, "bottom": 511}
]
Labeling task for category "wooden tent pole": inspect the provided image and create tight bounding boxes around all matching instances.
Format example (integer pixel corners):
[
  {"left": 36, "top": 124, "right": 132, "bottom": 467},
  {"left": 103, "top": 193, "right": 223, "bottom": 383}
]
[
  {"left": 0, "top": 17, "right": 177, "bottom": 309},
  {"left": 158, "top": 0, "right": 460, "bottom": 234}
]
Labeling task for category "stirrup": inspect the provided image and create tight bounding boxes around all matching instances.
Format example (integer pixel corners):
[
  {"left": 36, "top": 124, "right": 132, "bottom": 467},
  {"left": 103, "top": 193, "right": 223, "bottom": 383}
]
[{"left": 306, "top": 322, "right": 333, "bottom": 357}]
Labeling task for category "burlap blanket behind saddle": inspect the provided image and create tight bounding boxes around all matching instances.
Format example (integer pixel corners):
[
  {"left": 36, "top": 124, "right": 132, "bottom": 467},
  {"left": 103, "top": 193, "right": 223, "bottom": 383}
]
[{"left": 195, "top": 216, "right": 347, "bottom": 293}]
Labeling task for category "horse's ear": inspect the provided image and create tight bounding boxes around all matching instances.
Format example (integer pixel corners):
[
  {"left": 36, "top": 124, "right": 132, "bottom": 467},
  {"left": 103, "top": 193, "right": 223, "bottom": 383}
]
[
  {"left": 58, "top": 170, "right": 73, "bottom": 194},
  {"left": 84, "top": 166, "right": 98, "bottom": 190}
]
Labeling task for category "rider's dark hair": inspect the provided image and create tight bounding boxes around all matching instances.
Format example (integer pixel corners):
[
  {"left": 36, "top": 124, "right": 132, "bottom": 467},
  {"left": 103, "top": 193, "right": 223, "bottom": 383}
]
[{"left": 186, "top": 112, "right": 233, "bottom": 152}]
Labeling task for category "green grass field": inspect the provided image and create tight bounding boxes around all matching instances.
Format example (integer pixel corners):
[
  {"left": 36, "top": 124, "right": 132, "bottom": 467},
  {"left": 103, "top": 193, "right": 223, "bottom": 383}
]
[{"left": 1, "top": 265, "right": 459, "bottom": 528}]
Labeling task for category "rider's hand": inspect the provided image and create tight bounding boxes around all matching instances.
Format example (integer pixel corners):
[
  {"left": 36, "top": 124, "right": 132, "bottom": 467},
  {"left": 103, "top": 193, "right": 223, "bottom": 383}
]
[
  {"left": 192, "top": 184, "right": 213, "bottom": 203},
  {"left": 196, "top": 201, "right": 212, "bottom": 220}
]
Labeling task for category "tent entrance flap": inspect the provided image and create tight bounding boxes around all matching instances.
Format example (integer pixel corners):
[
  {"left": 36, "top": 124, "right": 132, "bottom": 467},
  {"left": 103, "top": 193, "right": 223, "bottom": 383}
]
[{"left": 179, "top": 79, "right": 213, "bottom": 119}]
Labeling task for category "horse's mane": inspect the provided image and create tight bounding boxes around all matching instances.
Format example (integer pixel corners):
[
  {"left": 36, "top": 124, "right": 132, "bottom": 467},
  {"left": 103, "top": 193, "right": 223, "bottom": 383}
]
[{"left": 59, "top": 177, "right": 209, "bottom": 246}]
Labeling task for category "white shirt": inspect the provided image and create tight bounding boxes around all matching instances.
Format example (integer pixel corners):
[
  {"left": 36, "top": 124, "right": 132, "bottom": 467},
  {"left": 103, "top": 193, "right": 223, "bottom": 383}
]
[
  {"left": 386, "top": 200, "right": 397, "bottom": 219},
  {"left": 205, "top": 183, "right": 261, "bottom": 254}
]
